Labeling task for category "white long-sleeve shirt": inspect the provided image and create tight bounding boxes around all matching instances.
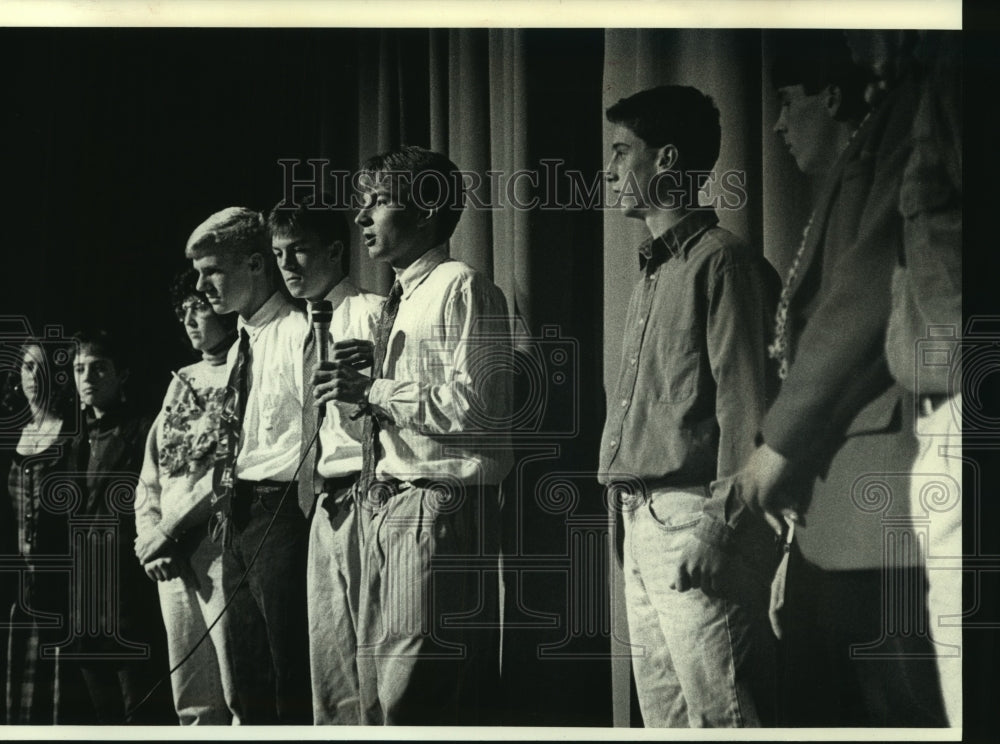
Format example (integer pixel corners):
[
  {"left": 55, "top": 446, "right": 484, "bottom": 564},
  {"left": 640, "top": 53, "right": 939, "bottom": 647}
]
[
  {"left": 310, "top": 277, "right": 383, "bottom": 479},
  {"left": 233, "top": 292, "right": 306, "bottom": 482},
  {"left": 368, "top": 246, "right": 514, "bottom": 486}
]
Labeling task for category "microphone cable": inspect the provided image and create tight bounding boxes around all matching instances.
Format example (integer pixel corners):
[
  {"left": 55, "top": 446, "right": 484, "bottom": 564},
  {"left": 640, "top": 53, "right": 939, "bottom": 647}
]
[
  {"left": 125, "top": 422, "right": 322, "bottom": 721},
  {"left": 128, "top": 301, "right": 336, "bottom": 720}
]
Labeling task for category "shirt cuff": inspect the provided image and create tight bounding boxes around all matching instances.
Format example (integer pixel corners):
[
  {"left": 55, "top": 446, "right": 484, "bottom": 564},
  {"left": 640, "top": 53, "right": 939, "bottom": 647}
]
[
  {"left": 366, "top": 379, "right": 396, "bottom": 425},
  {"left": 157, "top": 523, "right": 180, "bottom": 544}
]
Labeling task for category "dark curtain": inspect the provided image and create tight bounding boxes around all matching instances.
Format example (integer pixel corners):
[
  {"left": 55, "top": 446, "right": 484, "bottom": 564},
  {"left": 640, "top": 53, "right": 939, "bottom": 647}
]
[{"left": 0, "top": 27, "right": 808, "bottom": 727}]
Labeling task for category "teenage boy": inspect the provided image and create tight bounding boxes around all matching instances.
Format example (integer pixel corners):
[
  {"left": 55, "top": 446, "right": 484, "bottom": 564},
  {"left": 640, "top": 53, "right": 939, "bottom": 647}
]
[
  {"left": 268, "top": 198, "right": 382, "bottom": 724},
  {"left": 313, "top": 145, "right": 513, "bottom": 725},
  {"left": 186, "top": 206, "right": 312, "bottom": 723},
  {"left": 734, "top": 30, "right": 946, "bottom": 726},
  {"left": 68, "top": 329, "right": 173, "bottom": 723},
  {"left": 599, "top": 85, "right": 780, "bottom": 727}
]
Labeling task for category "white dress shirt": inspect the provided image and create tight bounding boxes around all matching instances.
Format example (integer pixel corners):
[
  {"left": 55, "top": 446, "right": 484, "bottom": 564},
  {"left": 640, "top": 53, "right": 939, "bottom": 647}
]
[
  {"left": 310, "top": 277, "right": 383, "bottom": 480},
  {"left": 233, "top": 291, "right": 307, "bottom": 482},
  {"left": 368, "top": 246, "right": 514, "bottom": 486}
]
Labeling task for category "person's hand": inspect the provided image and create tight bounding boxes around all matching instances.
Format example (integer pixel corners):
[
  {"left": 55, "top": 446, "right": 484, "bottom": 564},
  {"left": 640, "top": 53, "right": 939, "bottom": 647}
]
[
  {"left": 735, "top": 444, "right": 801, "bottom": 535},
  {"left": 313, "top": 361, "right": 372, "bottom": 406},
  {"left": 134, "top": 526, "right": 175, "bottom": 564},
  {"left": 143, "top": 554, "right": 189, "bottom": 583},
  {"left": 670, "top": 537, "right": 730, "bottom": 595},
  {"left": 331, "top": 339, "right": 374, "bottom": 370}
]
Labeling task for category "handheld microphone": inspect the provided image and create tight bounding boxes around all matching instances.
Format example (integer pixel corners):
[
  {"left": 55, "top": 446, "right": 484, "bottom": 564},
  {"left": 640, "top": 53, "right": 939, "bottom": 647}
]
[{"left": 310, "top": 300, "right": 333, "bottom": 422}]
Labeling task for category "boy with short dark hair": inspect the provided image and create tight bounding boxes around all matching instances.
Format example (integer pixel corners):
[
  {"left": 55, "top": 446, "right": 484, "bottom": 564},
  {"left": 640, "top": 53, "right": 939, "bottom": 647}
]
[
  {"left": 600, "top": 85, "right": 780, "bottom": 727},
  {"left": 314, "top": 145, "right": 513, "bottom": 725},
  {"left": 68, "top": 328, "right": 173, "bottom": 723},
  {"left": 268, "top": 197, "right": 382, "bottom": 724}
]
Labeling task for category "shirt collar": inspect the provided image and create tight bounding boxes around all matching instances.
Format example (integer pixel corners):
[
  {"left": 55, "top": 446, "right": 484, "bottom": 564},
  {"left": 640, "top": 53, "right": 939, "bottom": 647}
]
[
  {"left": 638, "top": 209, "right": 719, "bottom": 272},
  {"left": 85, "top": 402, "right": 127, "bottom": 434},
  {"left": 314, "top": 276, "right": 356, "bottom": 313},
  {"left": 238, "top": 291, "right": 287, "bottom": 334},
  {"left": 395, "top": 245, "right": 449, "bottom": 299}
]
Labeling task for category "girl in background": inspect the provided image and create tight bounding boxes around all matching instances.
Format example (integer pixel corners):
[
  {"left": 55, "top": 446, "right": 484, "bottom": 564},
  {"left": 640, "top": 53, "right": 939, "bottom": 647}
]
[
  {"left": 134, "top": 269, "right": 239, "bottom": 724},
  {"left": 2, "top": 338, "right": 88, "bottom": 723}
]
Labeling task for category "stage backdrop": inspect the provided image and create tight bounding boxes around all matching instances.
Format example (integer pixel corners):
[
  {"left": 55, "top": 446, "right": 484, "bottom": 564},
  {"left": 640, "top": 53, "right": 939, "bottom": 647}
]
[{"left": 0, "top": 27, "right": 816, "bottom": 727}]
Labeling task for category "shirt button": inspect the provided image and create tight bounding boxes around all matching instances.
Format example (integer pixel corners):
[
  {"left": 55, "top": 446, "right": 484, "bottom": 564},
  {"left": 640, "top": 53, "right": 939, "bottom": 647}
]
[
  {"left": 609, "top": 440, "right": 618, "bottom": 448},
  {"left": 637, "top": 316, "right": 646, "bottom": 325},
  {"left": 619, "top": 398, "right": 628, "bottom": 408},
  {"left": 629, "top": 356, "right": 637, "bottom": 366}
]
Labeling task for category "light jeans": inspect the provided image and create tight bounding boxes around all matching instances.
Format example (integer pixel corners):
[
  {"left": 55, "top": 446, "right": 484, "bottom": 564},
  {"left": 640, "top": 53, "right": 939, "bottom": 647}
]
[
  {"left": 621, "top": 486, "right": 774, "bottom": 727},
  {"left": 156, "top": 530, "right": 239, "bottom": 724},
  {"left": 911, "top": 393, "right": 963, "bottom": 727},
  {"left": 306, "top": 489, "right": 362, "bottom": 724}
]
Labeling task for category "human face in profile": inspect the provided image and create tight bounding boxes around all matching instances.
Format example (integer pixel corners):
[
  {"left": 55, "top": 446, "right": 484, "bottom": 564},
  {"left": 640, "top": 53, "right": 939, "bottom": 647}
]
[
  {"left": 773, "top": 84, "right": 840, "bottom": 176},
  {"left": 177, "top": 294, "right": 230, "bottom": 353},
  {"left": 606, "top": 124, "right": 662, "bottom": 219},
  {"left": 355, "top": 174, "right": 428, "bottom": 271},
  {"left": 192, "top": 251, "right": 254, "bottom": 316}
]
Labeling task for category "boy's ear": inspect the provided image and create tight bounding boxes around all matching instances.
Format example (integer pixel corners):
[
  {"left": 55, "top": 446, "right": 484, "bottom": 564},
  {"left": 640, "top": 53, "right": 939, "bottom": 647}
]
[
  {"left": 416, "top": 206, "right": 437, "bottom": 232},
  {"left": 248, "top": 252, "right": 264, "bottom": 273},
  {"left": 329, "top": 240, "right": 344, "bottom": 262},
  {"left": 824, "top": 84, "right": 844, "bottom": 119},
  {"left": 656, "top": 144, "right": 679, "bottom": 172}
]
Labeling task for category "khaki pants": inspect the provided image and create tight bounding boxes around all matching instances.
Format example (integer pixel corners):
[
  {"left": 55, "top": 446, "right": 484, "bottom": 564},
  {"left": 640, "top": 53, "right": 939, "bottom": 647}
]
[
  {"left": 356, "top": 482, "right": 501, "bottom": 725},
  {"left": 306, "top": 488, "right": 362, "bottom": 724}
]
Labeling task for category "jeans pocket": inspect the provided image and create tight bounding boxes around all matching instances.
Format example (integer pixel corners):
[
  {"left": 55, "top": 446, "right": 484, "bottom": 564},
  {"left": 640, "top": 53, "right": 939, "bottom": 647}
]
[{"left": 646, "top": 489, "right": 706, "bottom": 532}]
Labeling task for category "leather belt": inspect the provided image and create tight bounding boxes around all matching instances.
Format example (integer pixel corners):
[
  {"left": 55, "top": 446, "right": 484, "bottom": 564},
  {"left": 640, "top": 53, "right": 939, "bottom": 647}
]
[
  {"left": 321, "top": 474, "right": 357, "bottom": 495},
  {"left": 234, "top": 479, "right": 298, "bottom": 501},
  {"left": 358, "top": 478, "right": 436, "bottom": 507}
]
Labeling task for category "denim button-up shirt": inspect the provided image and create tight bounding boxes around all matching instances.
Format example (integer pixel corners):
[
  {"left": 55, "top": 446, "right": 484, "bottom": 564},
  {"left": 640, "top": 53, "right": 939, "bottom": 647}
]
[{"left": 600, "top": 210, "right": 779, "bottom": 500}]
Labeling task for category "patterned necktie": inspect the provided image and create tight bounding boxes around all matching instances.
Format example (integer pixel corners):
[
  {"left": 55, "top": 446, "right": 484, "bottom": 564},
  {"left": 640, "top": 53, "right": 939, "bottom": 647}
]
[
  {"left": 358, "top": 280, "right": 403, "bottom": 495},
  {"left": 213, "top": 327, "right": 251, "bottom": 506},
  {"left": 298, "top": 329, "right": 320, "bottom": 518}
]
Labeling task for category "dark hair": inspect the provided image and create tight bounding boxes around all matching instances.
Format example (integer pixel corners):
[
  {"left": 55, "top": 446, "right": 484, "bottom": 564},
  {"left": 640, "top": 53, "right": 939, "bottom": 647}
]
[
  {"left": 0, "top": 338, "right": 77, "bottom": 422},
  {"left": 72, "top": 328, "right": 129, "bottom": 374},
  {"left": 169, "top": 267, "right": 238, "bottom": 335},
  {"left": 771, "top": 30, "right": 872, "bottom": 123},
  {"left": 266, "top": 195, "right": 351, "bottom": 275},
  {"left": 359, "top": 145, "right": 466, "bottom": 245},
  {"left": 606, "top": 85, "right": 722, "bottom": 174}
]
